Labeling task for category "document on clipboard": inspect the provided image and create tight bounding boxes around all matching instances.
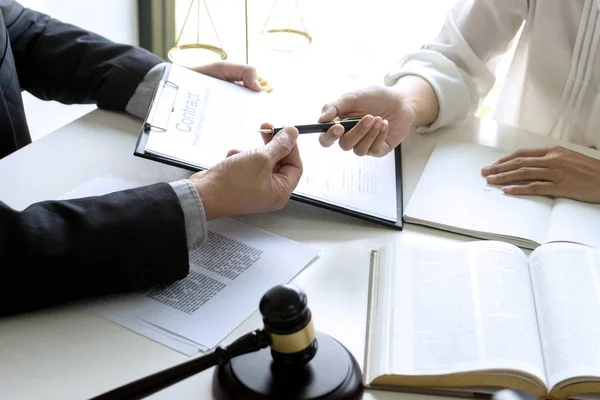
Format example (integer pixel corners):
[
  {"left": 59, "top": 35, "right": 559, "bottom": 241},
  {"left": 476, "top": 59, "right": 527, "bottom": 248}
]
[{"left": 134, "top": 64, "right": 403, "bottom": 229}]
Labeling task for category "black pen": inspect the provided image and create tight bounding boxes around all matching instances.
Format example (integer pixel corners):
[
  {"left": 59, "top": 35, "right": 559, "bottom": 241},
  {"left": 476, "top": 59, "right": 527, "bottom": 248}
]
[{"left": 258, "top": 119, "right": 360, "bottom": 135}]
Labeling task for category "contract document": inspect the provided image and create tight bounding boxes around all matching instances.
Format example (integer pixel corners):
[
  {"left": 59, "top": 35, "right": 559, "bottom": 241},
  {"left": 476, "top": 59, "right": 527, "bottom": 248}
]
[{"left": 135, "top": 64, "right": 403, "bottom": 228}]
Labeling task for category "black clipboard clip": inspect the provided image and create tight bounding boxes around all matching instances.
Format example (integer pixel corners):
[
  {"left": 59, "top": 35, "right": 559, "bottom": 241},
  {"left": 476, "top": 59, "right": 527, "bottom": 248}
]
[{"left": 143, "top": 79, "right": 179, "bottom": 133}]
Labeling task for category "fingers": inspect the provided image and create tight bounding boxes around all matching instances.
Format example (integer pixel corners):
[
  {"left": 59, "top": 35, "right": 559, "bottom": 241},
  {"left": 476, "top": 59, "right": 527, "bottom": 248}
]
[
  {"left": 276, "top": 138, "right": 303, "bottom": 189},
  {"left": 218, "top": 62, "right": 259, "bottom": 91},
  {"left": 367, "top": 120, "right": 391, "bottom": 157},
  {"left": 318, "top": 115, "right": 390, "bottom": 156},
  {"left": 262, "top": 126, "right": 302, "bottom": 192},
  {"left": 481, "top": 156, "right": 549, "bottom": 176},
  {"left": 502, "top": 181, "right": 557, "bottom": 196},
  {"left": 319, "top": 104, "right": 339, "bottom": 123},
  {"left": 354, "top": 119, "right": 389, "bottom": 157},
  {"left": 338, "top": 116, "right": 382, "bottom": 152},
  {"left": 493, "top": 147, "right": 551, "bottom": 165},
  {"left": 319, "top": 115, "right": 375, "bottom": 149},
  {"left": 257, "top": 124, "right": 301, "bottom": 188},
  {"left": 261, "top": 126, "right": 299, "bottom": 164},
  {"left": 239, "top": 67, "right": 262, "bottom": 92},
  {"left": 319, "top": 124, "right": 345, "bottom": 148},
  {"left": 319, "top": 92, "right": 357, "bottom": 123},
  {"left": 193, "top": 62, "right": 261, "bottom": 91},
  {"left": 485, "top": 167, "right": 553, "bottom": 185}
]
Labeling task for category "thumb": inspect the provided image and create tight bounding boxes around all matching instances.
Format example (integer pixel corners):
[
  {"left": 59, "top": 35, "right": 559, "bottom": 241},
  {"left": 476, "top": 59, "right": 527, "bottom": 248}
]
[
  {"left": 220, "top": 63, "right": 260, "bottom": 91},
  {"left": 319, "top": 93, "right": 355, "bottom": 122},
  {"left": 239, "top": 67, "right": 262, "bottom": 92},
  {"left": 195, "top": 62, "right": 261, "bottom": 91},
  {"left": 259, "top": 122, "right": 275, "bottom": 145},
  {"left": 226, "top": 148, "right": 243, "bottom": 158},
  {"left": 261, "top": 126, "right": 299, "bottom": 163}
]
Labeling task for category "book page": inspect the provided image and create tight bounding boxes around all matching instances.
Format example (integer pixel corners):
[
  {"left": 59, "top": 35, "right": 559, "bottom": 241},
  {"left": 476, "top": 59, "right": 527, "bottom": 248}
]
[
  {"left": 404, "top": 142, "right": 553, "bottom": 248},
  {"left": 387, "top": 241, "right": 546, "bottom": 383},
  {"left": 364, "top": 244, "right": 397, "bottom": 383},
  {"left": 529, "top": 243, "right": 600, "bottom": 390},
  {"left": 544, "top": 198, "right": 600, "bottom": 248},
  {"left": 144, "top": 64, "right": 397, "bottom": 221}
]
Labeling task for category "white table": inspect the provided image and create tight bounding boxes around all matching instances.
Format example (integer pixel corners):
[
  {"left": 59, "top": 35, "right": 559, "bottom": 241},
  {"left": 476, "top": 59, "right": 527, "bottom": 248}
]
[{"left": 0, "top": 109, "right": 596, "bottom": 400}]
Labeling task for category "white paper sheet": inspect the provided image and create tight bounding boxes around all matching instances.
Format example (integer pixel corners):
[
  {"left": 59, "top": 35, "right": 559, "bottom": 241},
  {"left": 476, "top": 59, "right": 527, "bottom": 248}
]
[
  {"left": 61, "top": 175, "right": 319, "bottom": 355},
  {"left": 94, "top": 218, "right": 319, "bottom": 349},
  {"left": 80, "top": 299, "right": 205, "bottom": 356}
]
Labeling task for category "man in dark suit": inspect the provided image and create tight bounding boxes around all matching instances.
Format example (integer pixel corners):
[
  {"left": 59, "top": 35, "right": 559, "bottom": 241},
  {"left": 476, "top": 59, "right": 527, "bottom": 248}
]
[{"left": 0, "top": 1, "right": 303, "bottom": 316}]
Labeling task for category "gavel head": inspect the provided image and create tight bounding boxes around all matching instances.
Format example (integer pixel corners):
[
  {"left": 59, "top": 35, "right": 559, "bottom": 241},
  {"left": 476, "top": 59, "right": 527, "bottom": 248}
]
[{"left": 259, "top": 284, "right": 318, "bottom": 367}]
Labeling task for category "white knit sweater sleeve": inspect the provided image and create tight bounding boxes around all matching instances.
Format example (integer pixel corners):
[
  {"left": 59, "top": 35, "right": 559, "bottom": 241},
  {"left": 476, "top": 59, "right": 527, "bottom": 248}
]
[{"left": 384, "top": 0, "right": 528, "bottom": 132}]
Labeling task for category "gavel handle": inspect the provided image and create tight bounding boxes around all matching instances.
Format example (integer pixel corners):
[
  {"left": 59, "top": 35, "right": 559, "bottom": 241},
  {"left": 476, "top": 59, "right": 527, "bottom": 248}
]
[{"left": 90, "top": 329, "right": 270, "bottom": 400}]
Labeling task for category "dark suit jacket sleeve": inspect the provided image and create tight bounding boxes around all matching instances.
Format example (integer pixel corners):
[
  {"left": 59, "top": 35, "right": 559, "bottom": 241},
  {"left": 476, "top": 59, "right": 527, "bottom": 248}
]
[
  {"left": 2, "top": 0, "right": 163, "bottom": 110},
  {"left": 0, "top": 183, "right": 190, "bottom": 317}
]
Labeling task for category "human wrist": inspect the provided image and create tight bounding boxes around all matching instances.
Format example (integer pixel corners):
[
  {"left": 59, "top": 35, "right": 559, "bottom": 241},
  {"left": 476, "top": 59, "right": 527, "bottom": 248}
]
[
  {"left": 393, "top": 75, "right": 439, "bottom": 128},
  {"left": 191, "top": 174, "right": 224, "bottom": 221}
]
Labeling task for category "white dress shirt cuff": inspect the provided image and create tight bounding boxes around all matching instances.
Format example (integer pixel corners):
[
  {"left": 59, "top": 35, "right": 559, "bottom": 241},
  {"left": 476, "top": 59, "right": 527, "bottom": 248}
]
[
  {"left": 169, "top": 179, "right": 207, "bottom": 249},
  {"left": 384, "top": 50, "right": 474, "bottom": 133},
  {"left": 125, "top": 62, "right": 172, "bottom": 120}
]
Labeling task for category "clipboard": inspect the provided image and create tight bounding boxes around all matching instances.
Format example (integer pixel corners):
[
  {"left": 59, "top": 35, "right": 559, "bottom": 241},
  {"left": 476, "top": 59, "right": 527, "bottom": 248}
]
[{"left": 134, "top": 67, "right": 403, "bottom": 230}]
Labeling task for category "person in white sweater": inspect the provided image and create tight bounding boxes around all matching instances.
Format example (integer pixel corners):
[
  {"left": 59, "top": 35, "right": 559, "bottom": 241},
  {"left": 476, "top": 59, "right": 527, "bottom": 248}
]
[{"left": 318, "top": 0, "right": 600, "bottom": 203}]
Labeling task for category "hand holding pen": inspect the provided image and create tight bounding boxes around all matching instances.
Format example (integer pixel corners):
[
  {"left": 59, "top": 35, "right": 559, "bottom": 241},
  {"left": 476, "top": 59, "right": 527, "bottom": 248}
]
[
  {"left": 259, "top": 116, "right": 393, "bottom": 159},
  {"left": 318, "top": 113, "right": 392, "bottom": 157},
  {"left": 316, "top": 86, "right": 420, "bottom": 157},
  {"left": 259, "top": 116, "right": 391, "bottom": 158}
]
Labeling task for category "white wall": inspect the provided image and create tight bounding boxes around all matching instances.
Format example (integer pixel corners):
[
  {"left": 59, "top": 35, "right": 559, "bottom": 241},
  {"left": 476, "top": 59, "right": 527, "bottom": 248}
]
[{"left": 18, "top": 0, "right": 139, "bottom": 141}]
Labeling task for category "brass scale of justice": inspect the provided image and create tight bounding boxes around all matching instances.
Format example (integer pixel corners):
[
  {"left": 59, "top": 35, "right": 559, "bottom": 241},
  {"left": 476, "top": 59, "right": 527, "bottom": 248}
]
[{"left": 169, "top": 0, "right": 313, "bottom": 93}]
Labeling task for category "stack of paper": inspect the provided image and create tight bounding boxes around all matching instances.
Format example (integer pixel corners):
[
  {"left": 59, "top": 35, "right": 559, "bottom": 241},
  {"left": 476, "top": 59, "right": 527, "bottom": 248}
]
[{"left": 60, "top": 176, "right": 320, "bottom": 356}]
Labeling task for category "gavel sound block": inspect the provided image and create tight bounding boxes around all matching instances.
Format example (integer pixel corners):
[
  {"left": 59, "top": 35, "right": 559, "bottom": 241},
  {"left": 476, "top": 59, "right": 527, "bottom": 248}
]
[
  {"left": 90, "top": 284, "right": 363, "bottom": 400},
  {"left": 213, "top": 284, "right": 364, "bottom": 400}
]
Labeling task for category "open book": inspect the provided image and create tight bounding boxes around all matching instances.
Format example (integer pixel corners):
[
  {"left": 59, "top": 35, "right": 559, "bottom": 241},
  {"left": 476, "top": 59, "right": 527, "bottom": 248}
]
[
  {"left": 365, "top": 240, "right": 600, "bottom": 399},
  {"left": 404, "top": 141, "right": 600, "bottom": 249}
]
